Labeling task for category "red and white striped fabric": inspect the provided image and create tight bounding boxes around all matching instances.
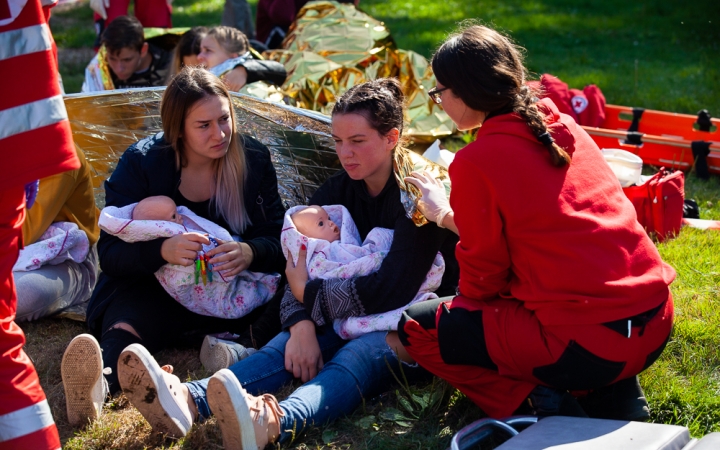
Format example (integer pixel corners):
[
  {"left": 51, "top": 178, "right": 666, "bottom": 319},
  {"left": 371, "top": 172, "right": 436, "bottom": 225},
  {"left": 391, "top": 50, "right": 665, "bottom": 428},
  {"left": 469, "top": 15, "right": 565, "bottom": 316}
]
[
  {"left": 0, "top": 0, "right": 79, "bottom": 192},
  {"left": 0, "top": 0, "right": 78, "bottom": 448}
]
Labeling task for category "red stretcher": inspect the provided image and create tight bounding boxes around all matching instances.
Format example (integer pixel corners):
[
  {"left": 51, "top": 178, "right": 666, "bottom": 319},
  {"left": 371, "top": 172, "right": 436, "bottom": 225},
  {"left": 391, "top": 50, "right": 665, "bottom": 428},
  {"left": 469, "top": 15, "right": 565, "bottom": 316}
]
[{"left": 582, "top": 105, "right": 720, "bottom": 174}]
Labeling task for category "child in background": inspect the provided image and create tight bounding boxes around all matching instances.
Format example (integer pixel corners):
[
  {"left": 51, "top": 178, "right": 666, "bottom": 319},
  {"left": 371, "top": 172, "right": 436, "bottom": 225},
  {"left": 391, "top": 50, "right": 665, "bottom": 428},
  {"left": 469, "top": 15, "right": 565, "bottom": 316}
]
[
  {"left": 100, "top": 195, "right": 281, "bottom": 321},
  {"left": 198, "top": 26, "right": 252, "bottom": 77},
  {"left": 284, "top": 204, "right": 444, "bottom": 339},
  {"left": 196, "top": 25, "right": 288, "bottom": 89}
]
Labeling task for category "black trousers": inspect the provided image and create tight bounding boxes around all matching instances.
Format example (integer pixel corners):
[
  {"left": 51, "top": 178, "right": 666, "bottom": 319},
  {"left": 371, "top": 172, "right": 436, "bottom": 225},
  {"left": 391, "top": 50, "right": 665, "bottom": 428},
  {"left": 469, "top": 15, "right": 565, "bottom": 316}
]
[{"left": 96, "top": 275, "right": 281, "bottom": 394}]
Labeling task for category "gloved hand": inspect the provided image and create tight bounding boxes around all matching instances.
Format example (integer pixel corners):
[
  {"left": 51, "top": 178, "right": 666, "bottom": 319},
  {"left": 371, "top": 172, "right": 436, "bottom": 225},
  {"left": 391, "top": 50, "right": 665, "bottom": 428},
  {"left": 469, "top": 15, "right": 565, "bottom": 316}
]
[
  {"left": 89, "top": 0, "right": 110, "bottom": 20},
  {"left": 25, "top": 180, "right": 39, "bottom": 209},
  {"left": 404, "top": 171, "right": 452, "bottom": 227}
]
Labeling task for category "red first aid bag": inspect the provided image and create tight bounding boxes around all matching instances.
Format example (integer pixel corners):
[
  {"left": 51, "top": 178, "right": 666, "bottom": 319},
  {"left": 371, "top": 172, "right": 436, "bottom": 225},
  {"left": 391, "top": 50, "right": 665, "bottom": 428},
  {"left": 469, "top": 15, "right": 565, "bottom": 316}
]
[
  {"left": 530, "top": 74, "right": 607, "bottom": 127},
  {"left": 622, "top": 168, "right": 685, "bottom": 242}
]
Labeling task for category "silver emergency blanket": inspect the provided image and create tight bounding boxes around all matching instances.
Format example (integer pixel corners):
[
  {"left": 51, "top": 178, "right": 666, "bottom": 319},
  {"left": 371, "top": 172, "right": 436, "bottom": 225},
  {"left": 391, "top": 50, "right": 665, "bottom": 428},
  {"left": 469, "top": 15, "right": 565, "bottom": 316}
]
[{"left": 64, "top": 88, "right": 448, "bottom": 224}]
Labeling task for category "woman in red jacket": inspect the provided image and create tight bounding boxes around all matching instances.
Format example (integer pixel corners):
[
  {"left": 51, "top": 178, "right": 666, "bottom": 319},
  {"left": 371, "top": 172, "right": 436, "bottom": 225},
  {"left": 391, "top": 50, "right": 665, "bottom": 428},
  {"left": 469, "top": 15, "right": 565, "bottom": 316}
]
[{"left": 400, "top": 24, "right": 675, "bottom": 420}]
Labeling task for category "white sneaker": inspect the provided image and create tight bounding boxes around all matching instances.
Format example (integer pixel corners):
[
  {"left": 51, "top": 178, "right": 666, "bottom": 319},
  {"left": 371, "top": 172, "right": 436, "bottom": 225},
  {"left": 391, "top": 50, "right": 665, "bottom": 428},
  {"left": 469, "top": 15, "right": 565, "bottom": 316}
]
[
  {"left": 117, "top": 344, "right": 193, "bottom": 437},
  {"left": 207, "top": 369, "right": 283, "bottom": 450},
  {"left": 200, "top": 335, "right": 257, "bottom": 373},
  {"left": 61, "top": 333, "right": 107, "bottom": 427}
]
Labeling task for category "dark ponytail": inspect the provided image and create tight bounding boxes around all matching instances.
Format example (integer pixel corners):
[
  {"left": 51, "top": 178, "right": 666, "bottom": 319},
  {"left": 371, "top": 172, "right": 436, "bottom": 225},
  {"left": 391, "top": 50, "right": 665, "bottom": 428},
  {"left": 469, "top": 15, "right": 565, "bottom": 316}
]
[{"left": 432, "top": 23, "right": 571, "bottom": 167}]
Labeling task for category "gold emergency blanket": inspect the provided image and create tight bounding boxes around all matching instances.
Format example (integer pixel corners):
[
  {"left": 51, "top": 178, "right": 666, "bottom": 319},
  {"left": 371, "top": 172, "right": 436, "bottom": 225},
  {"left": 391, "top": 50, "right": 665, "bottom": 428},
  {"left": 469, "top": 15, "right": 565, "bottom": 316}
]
[
  {"left": 264, "top": 1, "right": 455, "bottom": 143},
  {"left": 63, "top": 88, "right": 448, "bottom": 225}
]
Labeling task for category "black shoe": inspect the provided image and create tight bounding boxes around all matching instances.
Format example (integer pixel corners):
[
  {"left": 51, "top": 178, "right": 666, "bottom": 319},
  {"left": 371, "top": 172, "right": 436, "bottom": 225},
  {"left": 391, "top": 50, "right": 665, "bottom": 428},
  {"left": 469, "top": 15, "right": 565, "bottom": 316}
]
[
  {"left": 521, "top": 385, "right": 588, "bottom": 418},
  {"left": 577, "top": 376, "right": 650, "bottom": 422}
]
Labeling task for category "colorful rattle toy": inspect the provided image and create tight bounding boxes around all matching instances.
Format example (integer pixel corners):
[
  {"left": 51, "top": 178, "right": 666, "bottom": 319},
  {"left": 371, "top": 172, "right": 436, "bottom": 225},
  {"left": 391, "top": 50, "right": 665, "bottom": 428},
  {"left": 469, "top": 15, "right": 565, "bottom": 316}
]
[{"left": 194, "top": 236, "right": 219, "bottom": 285}]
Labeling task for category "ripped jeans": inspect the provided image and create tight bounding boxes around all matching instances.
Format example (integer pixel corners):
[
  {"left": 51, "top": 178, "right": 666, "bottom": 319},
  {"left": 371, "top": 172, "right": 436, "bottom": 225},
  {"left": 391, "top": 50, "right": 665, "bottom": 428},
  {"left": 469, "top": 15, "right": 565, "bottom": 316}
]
[{"left": 185, "top": 324, "right": 427, "bottom": 442}]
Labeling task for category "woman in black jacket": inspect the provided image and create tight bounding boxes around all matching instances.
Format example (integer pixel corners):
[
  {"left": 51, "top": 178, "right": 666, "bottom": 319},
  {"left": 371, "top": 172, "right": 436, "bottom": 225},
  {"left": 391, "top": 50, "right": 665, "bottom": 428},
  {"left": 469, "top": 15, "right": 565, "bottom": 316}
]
[{"left": 60, "top": 67, "right": 286, "bottom": 428}]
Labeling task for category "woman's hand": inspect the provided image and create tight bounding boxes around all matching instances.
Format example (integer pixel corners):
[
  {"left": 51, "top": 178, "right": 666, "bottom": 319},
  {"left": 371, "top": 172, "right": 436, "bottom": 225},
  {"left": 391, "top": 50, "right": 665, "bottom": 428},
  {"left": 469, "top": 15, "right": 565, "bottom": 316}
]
[
  {"left": 206, "top": 240, "right": 254, "bottom": 277},
  {"left": 285, "top": 245, "right": 308, "bottom": 303},
  {"left": 161, "top": 232, "right": 210, "bottom": 266},
  {"left": 222, "top": 66, "right": 248, "bottom": 92},
  {"left": 285, "top": 320, "right": 323, "bottom": 382},
  {"left": 404, "top": 171, "right": 453, "bottom": 228}
]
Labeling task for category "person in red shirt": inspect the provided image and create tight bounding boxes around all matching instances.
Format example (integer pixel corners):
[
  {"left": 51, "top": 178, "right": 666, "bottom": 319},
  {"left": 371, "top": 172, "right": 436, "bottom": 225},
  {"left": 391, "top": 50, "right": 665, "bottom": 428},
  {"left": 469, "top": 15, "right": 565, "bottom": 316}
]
[
  {"left": 0, "top": 0, "right": 79, "bottom": 447},
  {"left": 399, "top": 24, "right": 675, "bottom": 421}
]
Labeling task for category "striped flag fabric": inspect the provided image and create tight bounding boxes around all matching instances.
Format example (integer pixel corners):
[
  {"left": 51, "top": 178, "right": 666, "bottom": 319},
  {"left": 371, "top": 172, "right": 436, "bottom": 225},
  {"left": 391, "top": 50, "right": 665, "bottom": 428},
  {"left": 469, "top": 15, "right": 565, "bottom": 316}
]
[{"left": 0, "top": 0, "right": 79, "bottom": 192}]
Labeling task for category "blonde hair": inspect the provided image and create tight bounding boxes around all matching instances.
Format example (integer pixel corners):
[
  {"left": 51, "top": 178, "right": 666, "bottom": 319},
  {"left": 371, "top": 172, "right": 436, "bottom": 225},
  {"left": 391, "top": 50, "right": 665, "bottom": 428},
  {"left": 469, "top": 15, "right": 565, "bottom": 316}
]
[
  {"left": 206, "top": 25, "right": 250, "bottom": 56},
  {"left": 160, "top": 66, "right": 251, "bottom": 233}
]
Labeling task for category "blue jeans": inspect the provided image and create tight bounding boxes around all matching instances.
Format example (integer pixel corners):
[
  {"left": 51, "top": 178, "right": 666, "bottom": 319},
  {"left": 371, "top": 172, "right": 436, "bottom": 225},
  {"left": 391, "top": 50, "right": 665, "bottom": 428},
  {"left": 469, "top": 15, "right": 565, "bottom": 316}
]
[{"left": 185, "top": 325, "right": 425, "bottom": 443}]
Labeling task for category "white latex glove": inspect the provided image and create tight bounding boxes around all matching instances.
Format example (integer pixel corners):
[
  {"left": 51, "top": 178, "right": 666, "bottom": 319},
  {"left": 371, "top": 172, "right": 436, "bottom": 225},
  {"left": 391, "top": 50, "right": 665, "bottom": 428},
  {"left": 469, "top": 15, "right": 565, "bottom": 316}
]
[
  {"left": 404, "top": 170, "right": 452, "bottom": 228},
  {"left": 90, "top": 0, "right": 110, "bottom": 19}
]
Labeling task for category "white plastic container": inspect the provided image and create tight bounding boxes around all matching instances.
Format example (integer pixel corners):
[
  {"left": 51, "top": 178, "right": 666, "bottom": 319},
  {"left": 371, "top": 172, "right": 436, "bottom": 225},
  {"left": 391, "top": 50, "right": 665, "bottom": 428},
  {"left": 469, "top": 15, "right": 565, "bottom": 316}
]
[{"left": 601, "top": 149, "right": 643, "bottom": 187}]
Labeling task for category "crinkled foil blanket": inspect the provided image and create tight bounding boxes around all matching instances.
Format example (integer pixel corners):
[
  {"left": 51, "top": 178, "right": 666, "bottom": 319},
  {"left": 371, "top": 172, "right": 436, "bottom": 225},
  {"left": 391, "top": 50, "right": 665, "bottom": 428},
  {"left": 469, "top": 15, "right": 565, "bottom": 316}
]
[
  {"left": 65, "top": 89, "right": 448, "bottom": 225},
  {"left": 251, "top": 0, "right": 455, "bottom": 143}
]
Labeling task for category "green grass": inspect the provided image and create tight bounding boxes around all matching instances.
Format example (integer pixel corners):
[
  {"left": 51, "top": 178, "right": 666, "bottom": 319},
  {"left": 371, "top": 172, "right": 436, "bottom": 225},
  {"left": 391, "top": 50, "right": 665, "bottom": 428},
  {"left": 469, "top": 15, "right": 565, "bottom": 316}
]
[
  {"left": 360, "top": 0, "right": 720, "bottom": 115},
  {"left": 30, "top": 0, "right": 720, "bottom": 448}
]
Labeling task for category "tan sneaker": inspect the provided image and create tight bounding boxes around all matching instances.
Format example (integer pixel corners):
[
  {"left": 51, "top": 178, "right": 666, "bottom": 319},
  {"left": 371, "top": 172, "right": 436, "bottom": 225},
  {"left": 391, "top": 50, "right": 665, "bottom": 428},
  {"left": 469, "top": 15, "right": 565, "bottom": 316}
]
[
  {"left": 207, "top": 369, "right": 284, "bottom": 450},
  {"left": 200, "top": 335, "right": 257, "bottom": 373},
  {"left": 117, "top": 344, "right": 193, "bottom": 437},
  {"left": 61, "top": 333, "right": 107, "bottom": 427}
]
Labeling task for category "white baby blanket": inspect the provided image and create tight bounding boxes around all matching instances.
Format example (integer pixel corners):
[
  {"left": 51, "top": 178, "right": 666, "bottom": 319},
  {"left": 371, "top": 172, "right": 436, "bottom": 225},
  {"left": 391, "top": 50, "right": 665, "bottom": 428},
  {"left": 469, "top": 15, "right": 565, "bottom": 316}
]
[
  {"left": 282, "top": 204, "right": 444, "bottom": 339},
  {"left": 14, "top": 222, "right": 90, "bottom": 272},
  {"left": 99, "top": 204, "right": 280, "bottom": 319}
]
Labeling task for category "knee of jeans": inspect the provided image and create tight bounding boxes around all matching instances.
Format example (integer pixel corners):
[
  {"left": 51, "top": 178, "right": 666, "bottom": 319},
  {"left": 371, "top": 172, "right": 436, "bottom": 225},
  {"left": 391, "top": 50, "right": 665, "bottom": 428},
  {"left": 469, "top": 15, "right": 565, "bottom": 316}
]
[{"left": 326, "top": 334, "right": 396, "bottom": 381}]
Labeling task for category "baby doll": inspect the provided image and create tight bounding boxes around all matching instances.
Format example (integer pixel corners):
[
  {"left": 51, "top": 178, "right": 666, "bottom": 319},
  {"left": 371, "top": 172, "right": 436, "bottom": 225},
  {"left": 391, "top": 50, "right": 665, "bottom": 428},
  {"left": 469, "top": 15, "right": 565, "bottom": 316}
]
[
  {"left": 99, "top": 195, "right": 280, "bottom": 319},
  {"left": 132, "top": 195, "right": 183, "bottom": 224},
  {"left": 290, "top": 205, "right": 341, "bottom": 243},
  {"left": 282, "top": 204, "right": 445, "bottom": 339}
]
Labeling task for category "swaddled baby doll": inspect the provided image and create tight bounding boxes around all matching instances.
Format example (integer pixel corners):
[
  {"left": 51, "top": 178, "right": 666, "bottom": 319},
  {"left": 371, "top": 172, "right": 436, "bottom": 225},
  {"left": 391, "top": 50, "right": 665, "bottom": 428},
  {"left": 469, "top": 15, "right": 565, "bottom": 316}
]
[
  {"left": 282, "top": 204, "right": 444, "bottom": 339},
  {"left": 99, "top": 195, "right": 280, "bottom": 319}
]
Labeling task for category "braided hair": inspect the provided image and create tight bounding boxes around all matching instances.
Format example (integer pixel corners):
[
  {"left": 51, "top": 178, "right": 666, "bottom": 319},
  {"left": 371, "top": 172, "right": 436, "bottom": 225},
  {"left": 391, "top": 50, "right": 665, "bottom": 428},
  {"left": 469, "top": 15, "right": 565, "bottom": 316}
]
[
  {"left": 206, "top": 25, "right": 251, "bottom": 56},
  {"left": 331, "top": 78, "right": 405, "bottom": 140},
  {"left": 432, "top": 24, "right": 571, "bottom": 167}
]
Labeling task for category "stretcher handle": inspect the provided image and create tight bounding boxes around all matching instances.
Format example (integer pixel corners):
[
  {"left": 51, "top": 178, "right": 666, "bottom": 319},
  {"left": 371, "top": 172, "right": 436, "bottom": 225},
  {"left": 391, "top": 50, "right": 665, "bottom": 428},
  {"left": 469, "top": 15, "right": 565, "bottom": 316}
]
[{"left": 581, "top": 126, "right": 720, "bottom": 153}]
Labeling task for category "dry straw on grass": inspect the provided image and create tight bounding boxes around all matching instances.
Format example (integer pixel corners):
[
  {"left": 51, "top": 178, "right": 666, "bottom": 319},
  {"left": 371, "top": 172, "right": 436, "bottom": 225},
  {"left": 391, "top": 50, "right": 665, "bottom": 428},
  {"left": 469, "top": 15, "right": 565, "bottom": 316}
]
[{"left": 21, "top": 318, "right": 230, "bottom": 449}]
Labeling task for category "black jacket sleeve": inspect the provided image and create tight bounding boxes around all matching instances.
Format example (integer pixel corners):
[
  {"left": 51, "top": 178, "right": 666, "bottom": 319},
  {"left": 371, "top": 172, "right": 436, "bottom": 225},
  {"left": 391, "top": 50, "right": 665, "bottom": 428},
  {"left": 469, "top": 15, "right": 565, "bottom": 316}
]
[
  {"left": 96, "top": 147, "right": 169, "bottom": 279},
  {"left": 236, "top": 59, "right": 287, "bottom": 86},
  {"left": 241, "top": 136, "right": 286, "bottom": 274}
]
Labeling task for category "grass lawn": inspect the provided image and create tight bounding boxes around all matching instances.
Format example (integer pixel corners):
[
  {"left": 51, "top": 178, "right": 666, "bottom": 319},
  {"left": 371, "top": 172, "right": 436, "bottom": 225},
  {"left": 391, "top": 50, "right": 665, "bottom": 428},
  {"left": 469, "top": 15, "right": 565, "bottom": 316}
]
[{"left": 25, "top": 0, "right": 720, "bottom": 448}]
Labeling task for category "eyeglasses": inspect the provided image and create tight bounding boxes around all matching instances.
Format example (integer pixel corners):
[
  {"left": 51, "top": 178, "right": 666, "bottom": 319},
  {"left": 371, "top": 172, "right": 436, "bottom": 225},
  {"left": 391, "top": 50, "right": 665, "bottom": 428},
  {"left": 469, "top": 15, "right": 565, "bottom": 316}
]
[{"left": 428, "top": 86, "right": 450, "bottom": 104}]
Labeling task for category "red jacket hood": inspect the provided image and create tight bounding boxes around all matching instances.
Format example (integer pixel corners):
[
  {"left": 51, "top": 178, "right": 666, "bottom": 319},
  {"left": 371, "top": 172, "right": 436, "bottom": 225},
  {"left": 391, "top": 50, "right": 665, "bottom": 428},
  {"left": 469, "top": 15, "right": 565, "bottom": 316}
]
[{"left": 476, "top": 98, "right": 578, "bottom": 158}]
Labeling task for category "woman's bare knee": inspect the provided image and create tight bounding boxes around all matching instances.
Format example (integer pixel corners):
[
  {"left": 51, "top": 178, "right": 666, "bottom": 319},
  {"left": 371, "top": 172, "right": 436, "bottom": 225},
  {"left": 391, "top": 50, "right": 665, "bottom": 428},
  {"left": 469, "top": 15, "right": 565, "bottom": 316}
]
[{"left": 108, "top": 322, "right": 141, "bottom": 339}]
